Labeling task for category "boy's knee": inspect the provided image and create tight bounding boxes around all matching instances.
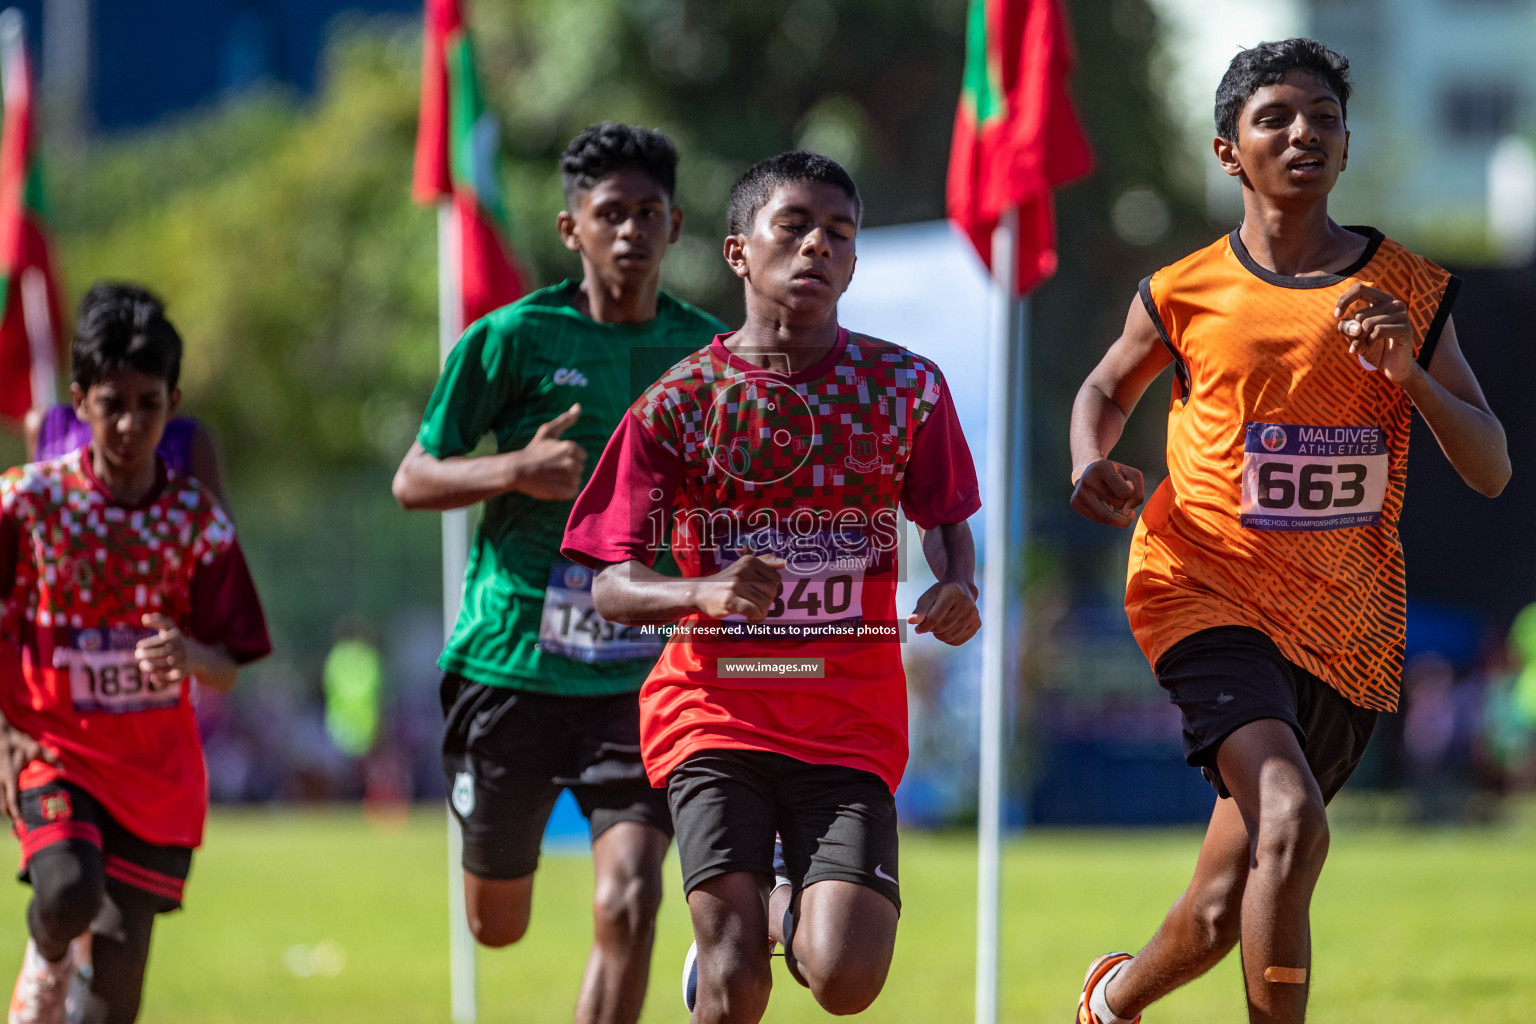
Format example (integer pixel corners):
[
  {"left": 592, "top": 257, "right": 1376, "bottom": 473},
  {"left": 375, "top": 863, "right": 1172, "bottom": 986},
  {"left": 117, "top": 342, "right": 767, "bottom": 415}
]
[
  {"left": 592, "top": 870, "right": 663, "bottom": 946},
  {"left": 1257, "top": 793, "right": 1330, "bottom": 874},
  {"left": 806, "top": 962, "right": 888, "bottom": 1016},
  {"left": 468, "top": 914, "right": 527, "bottom": 948},
  {"left": 466, "top": 900, "right": 529, "bottom": 948},
  {"left": 30, "top": 852, "right": 105, "bottom": 942},
  {"left": 463, "top": 876, "right": 533, "bottom": 948},
  {"left": 1189, "top": 884, "right": 1243, "bottom": 950},
  {"left": 793, "top": 940, "right": 892, "bottom": 1016}
]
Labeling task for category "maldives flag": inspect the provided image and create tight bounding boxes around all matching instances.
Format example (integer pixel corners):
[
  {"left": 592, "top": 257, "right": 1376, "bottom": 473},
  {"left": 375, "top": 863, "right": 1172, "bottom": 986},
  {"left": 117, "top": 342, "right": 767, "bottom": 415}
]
[
  {"left": 946, "top": 0, "right": 1093, "bottom": 296},
  {"left": 0, "top": 22, "right": 64, "bottom": 422},
  {"left": 412, "top": 0, "right": 526, "bottom": 329}
]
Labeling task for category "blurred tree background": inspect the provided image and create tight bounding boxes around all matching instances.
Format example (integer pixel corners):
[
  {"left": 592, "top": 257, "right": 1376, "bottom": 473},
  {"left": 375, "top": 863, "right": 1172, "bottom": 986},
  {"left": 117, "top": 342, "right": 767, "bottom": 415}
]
[{"left": 33, "top": 0, "right": 1208, "bottom": 699}]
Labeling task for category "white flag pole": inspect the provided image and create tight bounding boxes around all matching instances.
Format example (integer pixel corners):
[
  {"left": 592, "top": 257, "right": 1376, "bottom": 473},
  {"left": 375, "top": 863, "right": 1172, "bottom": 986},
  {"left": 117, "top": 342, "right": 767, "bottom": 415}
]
[
  {"left": 438, "top": 197, "right": 477, "bottom": 1024},
  {"left": 20, "top": 266, "right": 57, "bottom": 410},
  {"left": 976, "top": 206, "right": 1022, "bottom": 1024},
  {"left": 0, "top": 11, "right": 25, "bottom": 117}
]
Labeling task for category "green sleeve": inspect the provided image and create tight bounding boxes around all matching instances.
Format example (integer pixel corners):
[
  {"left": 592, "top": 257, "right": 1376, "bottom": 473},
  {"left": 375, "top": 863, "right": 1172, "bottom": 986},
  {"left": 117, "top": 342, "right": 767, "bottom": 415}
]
[{"left": 416, "top": 315, "right": 524, "bottom": 458}]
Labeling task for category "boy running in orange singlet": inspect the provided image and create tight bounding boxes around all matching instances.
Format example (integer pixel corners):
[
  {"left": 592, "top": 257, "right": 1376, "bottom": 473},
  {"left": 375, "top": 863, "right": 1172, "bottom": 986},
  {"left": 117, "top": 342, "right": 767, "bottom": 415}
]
[{"left": 1068, "top": 39, "right": 1509, "bottom": 1024}]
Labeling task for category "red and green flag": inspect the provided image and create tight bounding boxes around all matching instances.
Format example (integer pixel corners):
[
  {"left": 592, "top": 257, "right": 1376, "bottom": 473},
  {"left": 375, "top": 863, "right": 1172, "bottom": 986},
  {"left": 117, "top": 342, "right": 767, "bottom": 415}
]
[
  {"left": 412, "top": 0, "right": 526, "bottom": 328},
  {"left": 0, "top": 18, "right": 64, "bottom": 422},
  {"left": 947, "top": 0, "right": 1093, "bottom": 296}
]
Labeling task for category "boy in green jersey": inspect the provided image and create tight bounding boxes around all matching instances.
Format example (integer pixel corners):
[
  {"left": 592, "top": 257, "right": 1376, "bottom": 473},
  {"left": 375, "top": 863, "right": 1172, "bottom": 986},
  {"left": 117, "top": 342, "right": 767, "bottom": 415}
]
[{"left": 394, "top": 123, "right": 726, "bottom": 1024}]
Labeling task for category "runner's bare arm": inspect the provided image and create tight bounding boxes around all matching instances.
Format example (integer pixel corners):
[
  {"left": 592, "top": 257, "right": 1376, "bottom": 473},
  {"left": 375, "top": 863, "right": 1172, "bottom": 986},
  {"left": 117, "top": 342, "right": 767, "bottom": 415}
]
[
  {"left": 1395, "top": 317, "right": 1508, "bottom": 497},
  {"left": 909, "top": 522, "right": 979, "bottom": 645},
  {"left": 21, "top": 408, "right": 42, "bottom": 461},
  {"left": 0, "top": 713, "right": 55, "bottom": 823},
  {"left": 137, "top": 613, "right": 240, "bottom": 693},
  {"left": 1068, "top": 294, "right": 1171, "bottom": 527},
  {"left": 592, "top": 555, "right": 786, "bottom": 625},
  {"left": 0, "top": 509, "right": 57, "bottom": 822},
  {"left": 184, "top": 640, "right": 240, "bottom": 693},
  {"left": 392, "top": 403, "right": 587, "bottom": 509},
  {"left": 915, "top": 522, "right": 978, "bottom": 597}
]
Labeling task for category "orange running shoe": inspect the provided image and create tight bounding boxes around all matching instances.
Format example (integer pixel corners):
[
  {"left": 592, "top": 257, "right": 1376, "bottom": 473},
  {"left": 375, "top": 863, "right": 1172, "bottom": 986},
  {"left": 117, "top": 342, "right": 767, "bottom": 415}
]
[{"left": 1077, "top": 952, "right": 1139, "bottom": 1024}]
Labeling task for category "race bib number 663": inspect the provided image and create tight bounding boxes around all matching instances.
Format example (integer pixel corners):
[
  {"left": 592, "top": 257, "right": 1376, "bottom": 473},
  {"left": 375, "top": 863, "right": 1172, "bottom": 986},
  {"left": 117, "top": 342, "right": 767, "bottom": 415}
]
[{"left": 1240, "top": 422, "right": 1388, "bottom": 531}]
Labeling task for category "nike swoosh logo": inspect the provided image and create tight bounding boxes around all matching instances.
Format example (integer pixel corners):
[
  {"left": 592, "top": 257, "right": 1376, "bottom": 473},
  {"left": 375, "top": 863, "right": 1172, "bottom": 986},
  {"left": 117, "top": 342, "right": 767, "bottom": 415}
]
[{"left": 874, "top": 864, "right": 897, "bottom": 884}]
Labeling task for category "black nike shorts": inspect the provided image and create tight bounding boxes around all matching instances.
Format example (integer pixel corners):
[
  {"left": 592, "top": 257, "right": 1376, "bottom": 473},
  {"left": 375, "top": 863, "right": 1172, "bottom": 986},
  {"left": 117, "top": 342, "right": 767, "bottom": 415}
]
[
  {"left": 666, "top": 749, "right": 900, "bottom": 911},
  {"left": 1155, "top": 626, "right": 1377, "bottom": 802},
  {"left": 440, "top": 673, "right": 673, "bottom": 880}
]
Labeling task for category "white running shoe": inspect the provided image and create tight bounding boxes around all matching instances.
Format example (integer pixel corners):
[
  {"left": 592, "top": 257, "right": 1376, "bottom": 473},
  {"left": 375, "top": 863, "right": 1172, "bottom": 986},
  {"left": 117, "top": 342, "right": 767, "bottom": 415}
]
[
  {"left": 8, "top": 940, "right": 75, "bottom": 1024},
  {"left": 681, "top": 940, "right": 699, "bottom": 1013}
]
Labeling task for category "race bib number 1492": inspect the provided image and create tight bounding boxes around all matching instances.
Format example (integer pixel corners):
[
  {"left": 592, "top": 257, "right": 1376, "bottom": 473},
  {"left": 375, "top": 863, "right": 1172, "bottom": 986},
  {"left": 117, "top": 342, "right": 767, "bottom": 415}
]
[
  {"left": 1240, "top": 422, "right": 1388, "bottom": 531},
  {"left": 539, "top": 563, "right": 663, "bottom": 664}
]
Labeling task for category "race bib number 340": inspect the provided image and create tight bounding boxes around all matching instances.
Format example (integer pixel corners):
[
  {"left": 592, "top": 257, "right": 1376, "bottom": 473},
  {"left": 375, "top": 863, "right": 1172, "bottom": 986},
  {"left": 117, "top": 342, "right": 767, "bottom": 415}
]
[
  {"left": 717, "top": 528, "right": 871, "bottom": 631},
  {"left": 1240, "top": 422, "right": 1388, "bottom": 531}
]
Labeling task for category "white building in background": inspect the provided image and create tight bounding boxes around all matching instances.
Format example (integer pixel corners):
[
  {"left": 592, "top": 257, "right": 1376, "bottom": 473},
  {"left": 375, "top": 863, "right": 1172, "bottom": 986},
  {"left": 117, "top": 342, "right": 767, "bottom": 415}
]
[
  {"left": 1147, "top": 0, "right": 1536, "bottom": 261},
  {"left": 1144, "top": 0, "right": 1304, "bottom": 221},
  {"left": 1304, "top": 0, "right": 1536, "bottom": 261}
]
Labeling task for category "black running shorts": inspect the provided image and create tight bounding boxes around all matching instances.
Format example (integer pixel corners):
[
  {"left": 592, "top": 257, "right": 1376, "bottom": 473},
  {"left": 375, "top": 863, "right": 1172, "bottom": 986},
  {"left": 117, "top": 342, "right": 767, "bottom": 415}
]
[
  {"left": 666, "top": 749, "right": 901, "bottom": 911},
  {"left": 14, "top": 779, "right": 193, "bottom": 913},
  {"left": 1155, "top": 625, "right": 1377, "bottom": 802},
  {"left": 440, "top": 674, "right": 673, "bottom": 880}
]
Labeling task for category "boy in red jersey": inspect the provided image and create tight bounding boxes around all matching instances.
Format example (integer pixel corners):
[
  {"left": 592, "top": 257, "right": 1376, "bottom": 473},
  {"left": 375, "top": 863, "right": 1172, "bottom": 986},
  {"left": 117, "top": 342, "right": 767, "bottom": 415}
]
[
  {"left": 0, "top": 289, "right": 270, "bottom": 1024},
  {"left": 563, "top": 152, "right": 981, "bottom": 1024},
  {"left": 1068, "top": 40, "right": 1508, "bottom": 1024}
]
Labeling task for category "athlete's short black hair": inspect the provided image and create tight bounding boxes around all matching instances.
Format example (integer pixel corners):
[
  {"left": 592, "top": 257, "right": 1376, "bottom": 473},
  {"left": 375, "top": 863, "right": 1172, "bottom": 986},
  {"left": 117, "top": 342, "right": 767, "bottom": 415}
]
[
  {"left": 560, "top": 122, "right": 678, "bottom": 204},
  {"left": 727, "top": 151, "right": 863, "bottom": 236},
  {"left": 1214, "top": 38, "right": 1350, "bottom": 143},
  {"left": 71, "top": 281, "right": 183, "bottom": 392}
]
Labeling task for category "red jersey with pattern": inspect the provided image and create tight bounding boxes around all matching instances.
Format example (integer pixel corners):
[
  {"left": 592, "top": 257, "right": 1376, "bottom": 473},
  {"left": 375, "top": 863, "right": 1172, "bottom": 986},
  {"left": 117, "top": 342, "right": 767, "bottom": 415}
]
[
  {"left": 1127, "top": 228, "right": 1457, "bottom": 712},
  {"left": 563, "top": 330, "right": 980, "bottom": 791},
  {"left": 0, "top": 448, "right": 271, "bottom": 848}
]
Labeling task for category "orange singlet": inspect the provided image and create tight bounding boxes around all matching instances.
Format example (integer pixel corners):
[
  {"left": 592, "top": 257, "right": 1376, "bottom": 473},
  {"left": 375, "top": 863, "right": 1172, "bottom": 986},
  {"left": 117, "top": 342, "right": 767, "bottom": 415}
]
[{"left": 1126, "top": 227, "right": 1458, "bottom": 712}]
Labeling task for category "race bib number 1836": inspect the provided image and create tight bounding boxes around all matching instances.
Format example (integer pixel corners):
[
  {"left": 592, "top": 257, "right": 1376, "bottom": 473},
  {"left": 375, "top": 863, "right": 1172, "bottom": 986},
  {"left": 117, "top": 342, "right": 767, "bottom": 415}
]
[
  {"left": 57, "top": 626, "right": 178, "bottom": 714},
  {"left": 1240, "top": 422, "right": 1388, "bottom": 531}
]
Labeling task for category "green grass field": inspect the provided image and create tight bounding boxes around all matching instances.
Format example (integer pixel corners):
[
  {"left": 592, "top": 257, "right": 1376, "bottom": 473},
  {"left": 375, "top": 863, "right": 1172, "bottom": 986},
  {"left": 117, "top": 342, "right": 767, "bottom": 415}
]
[{"left": 2, "top": 802, "right": 1532, "bottom": 1023}]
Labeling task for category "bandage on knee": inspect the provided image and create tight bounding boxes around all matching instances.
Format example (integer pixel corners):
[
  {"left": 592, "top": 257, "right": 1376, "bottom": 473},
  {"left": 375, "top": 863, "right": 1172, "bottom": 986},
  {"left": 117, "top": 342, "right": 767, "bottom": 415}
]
[{"left": 1263, "top": 966, "right": 1307, "bottom": 984}]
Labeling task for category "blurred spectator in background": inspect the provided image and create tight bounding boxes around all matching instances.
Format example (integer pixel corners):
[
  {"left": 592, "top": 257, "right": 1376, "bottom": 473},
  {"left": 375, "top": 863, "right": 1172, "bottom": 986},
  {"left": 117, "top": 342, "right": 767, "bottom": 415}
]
[
  {"left": 1402, "top": 653, "right": 1484, "bottom": 821},
  {"left": 1481, "top": 603, "right": 1536, "bottom": 793},
  {"left": 196, "top": 606, "right": 447, "bottom": 809},
  {"left": 323, "top": 617, "right": 384, "bottom": 760},
  {"left": 324, "top": 616, "right": 411, "bottom": 819}
]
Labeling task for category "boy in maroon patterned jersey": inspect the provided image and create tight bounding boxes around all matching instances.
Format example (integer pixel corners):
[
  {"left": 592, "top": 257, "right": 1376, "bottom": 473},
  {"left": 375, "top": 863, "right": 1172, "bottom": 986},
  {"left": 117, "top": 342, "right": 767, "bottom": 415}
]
[
  {"left": 563, "top": 153, "right": 981, "bottom": 1023},
  {"left": 0, "top": 288, "right": 270, "bottom": 1024}
]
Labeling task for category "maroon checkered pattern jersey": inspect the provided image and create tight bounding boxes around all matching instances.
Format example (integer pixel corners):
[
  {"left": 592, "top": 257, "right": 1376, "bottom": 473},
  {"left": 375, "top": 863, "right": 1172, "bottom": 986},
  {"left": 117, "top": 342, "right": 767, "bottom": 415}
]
[
  {"left": 0, "top": 448, "right": 270, "bottom": 848},
  {"left": 563, "top": 329, "right": 980, "bottom": 791}
]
